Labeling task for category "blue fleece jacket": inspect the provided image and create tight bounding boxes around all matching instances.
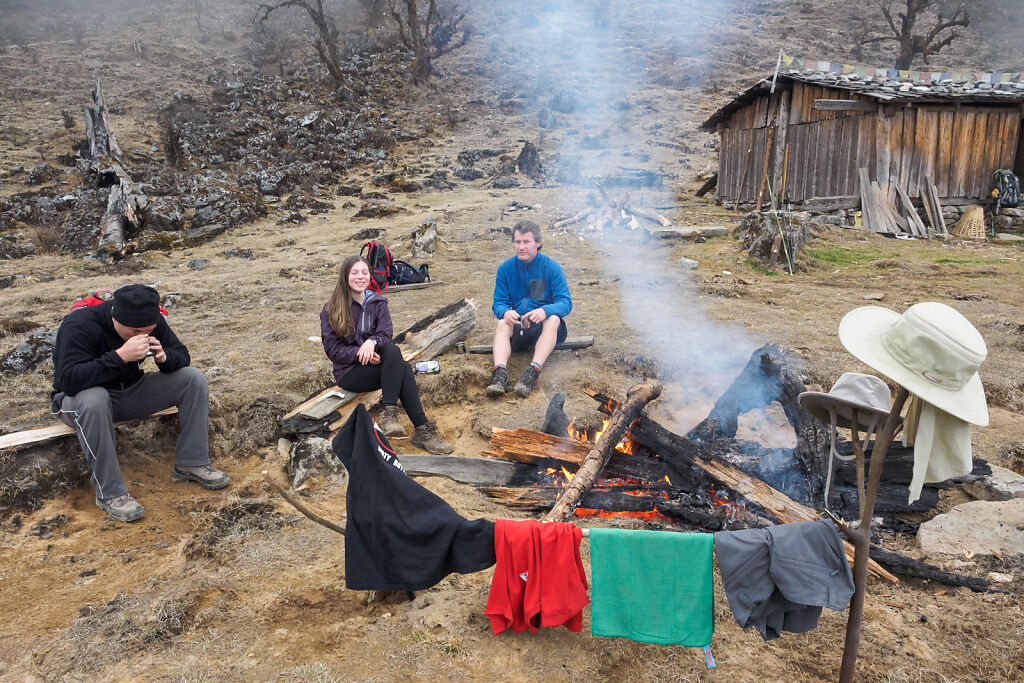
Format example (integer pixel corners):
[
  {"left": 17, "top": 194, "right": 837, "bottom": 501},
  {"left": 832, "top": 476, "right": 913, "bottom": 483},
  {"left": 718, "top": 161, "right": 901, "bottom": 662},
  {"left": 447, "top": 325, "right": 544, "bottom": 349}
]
[{"left": 492, "top": 252, "right": 572, "bottom": 320}]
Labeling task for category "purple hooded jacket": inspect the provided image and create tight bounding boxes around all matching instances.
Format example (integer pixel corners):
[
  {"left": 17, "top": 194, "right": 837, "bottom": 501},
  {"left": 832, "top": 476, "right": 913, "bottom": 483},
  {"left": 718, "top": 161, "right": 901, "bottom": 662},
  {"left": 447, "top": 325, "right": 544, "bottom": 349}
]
[{"left": 321, "top": 291, "right": 394, "bottom": 383}]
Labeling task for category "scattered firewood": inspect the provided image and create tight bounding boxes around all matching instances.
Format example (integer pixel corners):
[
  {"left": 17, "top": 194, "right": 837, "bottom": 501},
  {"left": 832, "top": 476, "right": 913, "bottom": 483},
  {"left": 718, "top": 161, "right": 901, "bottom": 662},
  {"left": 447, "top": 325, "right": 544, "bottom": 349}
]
[
  {"left": 546, "top": 380, "right": 662, "bottom": 522},
  {"left": 483, "top": 428, "right": 590, "bottom": 465}
]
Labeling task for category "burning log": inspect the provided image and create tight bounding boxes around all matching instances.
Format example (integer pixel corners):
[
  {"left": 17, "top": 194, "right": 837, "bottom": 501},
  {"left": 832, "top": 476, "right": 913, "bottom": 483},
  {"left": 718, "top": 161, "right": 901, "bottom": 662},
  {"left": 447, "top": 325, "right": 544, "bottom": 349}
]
[
  {"left": 481, "top": 486, "right": 732, "bottom": 529},
  {"left": 550, "top": 183, "right": 674, "bottom": 233},
  {"left": 484, "top": 428, "right": 590, "bottom": 465},
  {"left": 281, "top": 299, "right": 477, "bottom": 437},
  {"left": 545, "top": 380, "right": 662, "bottom": 522},
  {"left": 687, "top": 344, "right": 829, "bottom": 507}
]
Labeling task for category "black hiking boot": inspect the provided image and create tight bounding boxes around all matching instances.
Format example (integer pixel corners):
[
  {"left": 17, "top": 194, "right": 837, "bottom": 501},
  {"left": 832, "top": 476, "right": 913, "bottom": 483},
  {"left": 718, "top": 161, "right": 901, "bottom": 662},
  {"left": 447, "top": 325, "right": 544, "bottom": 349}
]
[
  {"left": 486, "top": 367, "right": 511, "bottom": 397},
  {"left": 514, "top": 366, "right": 540, "bottom": 398}
]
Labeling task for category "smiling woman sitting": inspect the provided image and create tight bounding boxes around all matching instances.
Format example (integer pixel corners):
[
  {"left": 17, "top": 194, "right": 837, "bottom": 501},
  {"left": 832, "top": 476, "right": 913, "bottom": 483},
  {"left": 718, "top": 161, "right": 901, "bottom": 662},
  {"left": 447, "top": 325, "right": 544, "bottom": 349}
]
[{"left": 320, "top": 255, "right": 454, "bottom": 455}]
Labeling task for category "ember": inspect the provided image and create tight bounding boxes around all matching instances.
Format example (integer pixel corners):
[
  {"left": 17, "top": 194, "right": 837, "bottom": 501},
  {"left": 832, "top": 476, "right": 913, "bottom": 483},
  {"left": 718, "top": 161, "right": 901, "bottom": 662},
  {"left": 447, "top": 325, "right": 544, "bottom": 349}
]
[{"left": 574, "top": 508, "right": 673, "bottom": 523}]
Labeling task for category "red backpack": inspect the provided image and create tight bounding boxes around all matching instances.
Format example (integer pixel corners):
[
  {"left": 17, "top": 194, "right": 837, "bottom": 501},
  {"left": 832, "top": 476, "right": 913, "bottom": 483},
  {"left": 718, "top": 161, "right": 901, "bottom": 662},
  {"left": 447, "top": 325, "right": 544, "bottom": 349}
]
[
  {"left": 71, "top": 288, "right": 169, "bottom": 317},
  {"left": 360, "top": 240, "right": 393, "bottom": 294}
]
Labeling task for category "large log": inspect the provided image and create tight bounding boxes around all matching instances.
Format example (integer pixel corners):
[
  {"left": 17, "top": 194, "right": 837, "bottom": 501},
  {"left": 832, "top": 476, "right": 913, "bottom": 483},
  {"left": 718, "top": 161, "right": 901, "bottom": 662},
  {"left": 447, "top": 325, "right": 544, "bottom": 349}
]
[
  {"left": 83, "top": 80, "right": 122, "bottom": 161},
  {"left": 97, "top": 163, "right": 147, "bottom": 259},
  {"left": 545, "top": 380, "right": 662, "bottom": 522},
  {"left": 280, "top": 299, "right": 477, "bottom": 436},
  {"left": 481, "top": 486, "right": 731, "bottom": 530},
  {"left": 400, "top": 454, "right": 535, "bottom": 486}
]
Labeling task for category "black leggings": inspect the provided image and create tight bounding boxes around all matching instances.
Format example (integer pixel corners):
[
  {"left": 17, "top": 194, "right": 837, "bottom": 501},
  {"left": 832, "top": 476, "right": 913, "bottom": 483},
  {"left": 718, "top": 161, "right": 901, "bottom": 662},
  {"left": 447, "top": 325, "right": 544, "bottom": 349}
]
[{"left": 339, "top": 343, "right": 428, "bottom": 427}]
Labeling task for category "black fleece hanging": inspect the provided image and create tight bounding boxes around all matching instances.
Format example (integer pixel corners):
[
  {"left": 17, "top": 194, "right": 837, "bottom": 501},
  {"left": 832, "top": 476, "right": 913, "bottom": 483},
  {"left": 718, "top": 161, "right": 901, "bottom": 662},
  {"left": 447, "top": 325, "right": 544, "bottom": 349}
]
[{"left": 332, "top": 404, "right": 496, "bottom": 591}]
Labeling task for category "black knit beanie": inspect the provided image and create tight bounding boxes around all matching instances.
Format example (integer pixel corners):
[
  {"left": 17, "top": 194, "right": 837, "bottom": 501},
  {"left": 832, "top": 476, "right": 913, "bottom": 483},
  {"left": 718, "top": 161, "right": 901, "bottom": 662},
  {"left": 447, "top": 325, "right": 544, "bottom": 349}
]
[{"left": 111, "top": 284, "right": 161, "bottom": 327}]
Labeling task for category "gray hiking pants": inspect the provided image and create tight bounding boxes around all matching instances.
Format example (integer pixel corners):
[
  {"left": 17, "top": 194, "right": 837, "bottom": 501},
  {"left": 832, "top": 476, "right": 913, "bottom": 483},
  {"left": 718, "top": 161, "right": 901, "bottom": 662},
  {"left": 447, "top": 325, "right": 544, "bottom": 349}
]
[{"left": 53, "top": 367, "right": 210, "bottom": 500}]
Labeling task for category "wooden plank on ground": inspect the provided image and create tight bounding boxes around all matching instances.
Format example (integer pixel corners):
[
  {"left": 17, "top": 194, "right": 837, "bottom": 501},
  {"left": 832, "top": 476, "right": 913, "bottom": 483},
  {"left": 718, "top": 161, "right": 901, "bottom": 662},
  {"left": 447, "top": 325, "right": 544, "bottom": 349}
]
[
  {"left": 400, "top": 454, "right": 534, "bottom": 486},
  {"left": 895, "top": 183, "right": 926, "bottom": 236},
  {"left": 646, "top": 226, "right": 729, "bottom": 239},
  {"left": 858, "top": 167, "right": 877, "bottom": 231},
  {"left": 467, "top": 335, "right": 595, "bottom": 354},
  {"left": 387, "top": 281, "right": 445, "bottom": 293},
  {"left": 927, "top": 178, "right": 948, "bottom": 234},
  {"left": 0, "top": 408, "right": 178, "bottom": 451}
]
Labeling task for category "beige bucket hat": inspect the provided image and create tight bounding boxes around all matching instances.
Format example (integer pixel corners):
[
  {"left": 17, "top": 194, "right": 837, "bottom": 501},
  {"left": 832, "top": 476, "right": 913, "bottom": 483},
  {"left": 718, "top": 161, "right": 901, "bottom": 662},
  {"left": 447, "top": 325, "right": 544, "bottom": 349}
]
[
  {"left": 798, "top": 373, "right": 892, "bottom": 430},
  {"left": 838, "top": 302, "right": 988, "bottom": 427}
]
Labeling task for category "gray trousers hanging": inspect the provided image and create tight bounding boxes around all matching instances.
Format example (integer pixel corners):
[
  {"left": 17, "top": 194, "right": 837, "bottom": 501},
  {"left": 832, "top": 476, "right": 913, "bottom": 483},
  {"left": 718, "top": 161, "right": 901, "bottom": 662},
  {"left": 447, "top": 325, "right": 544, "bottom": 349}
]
[{"left": 53, "top": 367, "right": 210, "bottom": 500}]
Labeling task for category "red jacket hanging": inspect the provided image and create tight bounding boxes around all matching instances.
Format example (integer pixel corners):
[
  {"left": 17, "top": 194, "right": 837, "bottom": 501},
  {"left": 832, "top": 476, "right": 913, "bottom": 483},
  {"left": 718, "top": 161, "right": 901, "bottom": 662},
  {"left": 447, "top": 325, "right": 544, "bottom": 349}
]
[{"left": 485, "top": 519, "right": 589, "bottom": 634}]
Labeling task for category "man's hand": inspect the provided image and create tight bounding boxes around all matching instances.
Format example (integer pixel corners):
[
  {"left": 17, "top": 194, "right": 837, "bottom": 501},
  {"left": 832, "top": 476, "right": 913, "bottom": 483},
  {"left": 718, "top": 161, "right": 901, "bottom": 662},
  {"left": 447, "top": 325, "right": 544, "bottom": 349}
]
[
  {"left": 357, "top": 339, "right": 377, "bottom": 365},
  {"left": 502, "top": 310, "right": 521, "bottom": 326},
  {"left": 521, "top": 308, "right": 547, "bottom": 327},
  {"left": 116, "top": 334, "right": 150, "bottom": 362},
  {"left": 148, "top": 337, "right": 167, "bottom": 363}
]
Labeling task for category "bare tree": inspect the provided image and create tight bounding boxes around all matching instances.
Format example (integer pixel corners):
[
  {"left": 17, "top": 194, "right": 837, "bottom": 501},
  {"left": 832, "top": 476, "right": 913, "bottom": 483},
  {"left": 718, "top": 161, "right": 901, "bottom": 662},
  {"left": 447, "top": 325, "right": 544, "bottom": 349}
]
[
  {"left": 861, "top": 0, "right": 970, "bottom": 70},
  {"left": 254, "top": 0, "right": 344, "bottom": 83},
  {"left": 389, "top": 0, "right": 471, "bottom": 84}
]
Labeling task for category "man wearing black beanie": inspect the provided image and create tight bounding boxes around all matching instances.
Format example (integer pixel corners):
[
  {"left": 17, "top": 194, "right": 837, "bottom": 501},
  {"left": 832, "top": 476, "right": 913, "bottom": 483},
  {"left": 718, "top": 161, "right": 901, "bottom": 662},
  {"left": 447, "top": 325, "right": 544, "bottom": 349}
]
[{"left": 51, "top": 284, "right": 229, "bottom": 522}]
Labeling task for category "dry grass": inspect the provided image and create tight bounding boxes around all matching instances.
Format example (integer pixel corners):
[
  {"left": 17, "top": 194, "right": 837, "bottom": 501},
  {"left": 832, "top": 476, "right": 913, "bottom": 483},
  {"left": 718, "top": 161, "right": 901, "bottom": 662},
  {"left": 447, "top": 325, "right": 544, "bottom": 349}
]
[
  {"left": 183, "top": 496, "right": 292, "bottom": 560},
  {"left": 39, "top": 585, "right": 198, "bottom": 679}
]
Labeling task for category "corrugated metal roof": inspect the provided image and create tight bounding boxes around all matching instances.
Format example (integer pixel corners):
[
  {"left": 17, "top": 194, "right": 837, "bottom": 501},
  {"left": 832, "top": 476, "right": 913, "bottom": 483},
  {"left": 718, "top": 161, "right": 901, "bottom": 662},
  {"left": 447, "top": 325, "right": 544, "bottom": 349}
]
[{"left": 700, "top": 71, "right": 1024, "bottom": 130}]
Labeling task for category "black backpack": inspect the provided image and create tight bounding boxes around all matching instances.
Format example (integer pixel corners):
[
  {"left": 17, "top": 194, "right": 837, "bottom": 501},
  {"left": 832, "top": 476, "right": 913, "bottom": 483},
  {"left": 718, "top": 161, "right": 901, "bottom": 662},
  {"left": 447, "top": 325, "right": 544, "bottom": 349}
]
[
  {"left": 360, "top": 240, "right": 393, "bottom": 294},
  {"left": 994, "top": 169, "right": 1020, "bottom": 209},
  {"left": 390, "top": 260, "right": 430, "bottom": 286}
]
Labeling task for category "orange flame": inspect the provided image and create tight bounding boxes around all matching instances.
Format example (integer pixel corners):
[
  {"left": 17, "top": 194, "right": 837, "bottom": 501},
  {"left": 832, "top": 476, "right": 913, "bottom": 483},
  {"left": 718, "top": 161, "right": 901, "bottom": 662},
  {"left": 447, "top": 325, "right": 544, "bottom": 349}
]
[{"left": 574, "top": 508, "right": 672, "bottom": 523}]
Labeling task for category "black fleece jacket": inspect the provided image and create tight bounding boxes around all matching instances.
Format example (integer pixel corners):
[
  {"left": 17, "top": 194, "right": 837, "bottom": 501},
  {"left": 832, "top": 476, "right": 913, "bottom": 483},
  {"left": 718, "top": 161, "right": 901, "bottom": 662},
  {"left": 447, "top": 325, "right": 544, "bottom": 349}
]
[{"left": 51, "top": 301, "right": 190, "bottom": 398}]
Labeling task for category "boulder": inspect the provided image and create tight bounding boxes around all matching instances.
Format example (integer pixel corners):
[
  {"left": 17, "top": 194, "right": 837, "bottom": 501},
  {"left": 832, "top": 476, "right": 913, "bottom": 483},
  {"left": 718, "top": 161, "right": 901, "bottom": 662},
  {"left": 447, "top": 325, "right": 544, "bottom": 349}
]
[
  {"left": 493, "top": 177, "right": 520, "bottom": 189},
  {"left": 917, "top": 498, "right": 1024, "bottom": 557},
  {"left": 961, "top": 464, "right": 1024, "bottom": 501},
  {"left": 0, "top": 329, "right": 56, "bottom": 376},
  {"left": 287, "top": 437, "right": 348, "bottom": 489}
]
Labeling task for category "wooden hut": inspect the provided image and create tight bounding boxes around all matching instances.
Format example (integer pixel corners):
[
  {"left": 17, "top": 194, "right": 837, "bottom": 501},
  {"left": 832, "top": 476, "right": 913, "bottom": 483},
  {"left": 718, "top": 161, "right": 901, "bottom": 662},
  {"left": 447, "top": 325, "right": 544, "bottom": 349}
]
[{"left": 701, "top": 70, "right": 1024, "bottom": 210}]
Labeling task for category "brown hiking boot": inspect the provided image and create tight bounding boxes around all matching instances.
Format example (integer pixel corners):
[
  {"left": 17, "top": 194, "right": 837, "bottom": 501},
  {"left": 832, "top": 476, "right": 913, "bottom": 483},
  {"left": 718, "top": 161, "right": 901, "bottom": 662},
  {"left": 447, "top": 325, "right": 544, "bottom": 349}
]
[
  {"left": 411, "top": 420, "right": 454, "bottom": 455},
  {"left": 514, "top": 366, "right": 540, "bottom": 398},
  {"left": 486, "top": 366, "right": 512, "bottom": 397},
  {"left": 379, "top": 405, "right": 406, "bottom": 438}
]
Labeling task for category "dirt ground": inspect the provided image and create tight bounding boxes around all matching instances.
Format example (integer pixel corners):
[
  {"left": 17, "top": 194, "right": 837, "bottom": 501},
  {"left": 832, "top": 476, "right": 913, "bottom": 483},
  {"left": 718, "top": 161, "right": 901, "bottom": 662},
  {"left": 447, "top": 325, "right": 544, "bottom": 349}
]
[{"left": 2, "top": 1, "right": 1024, "bottom": 681}]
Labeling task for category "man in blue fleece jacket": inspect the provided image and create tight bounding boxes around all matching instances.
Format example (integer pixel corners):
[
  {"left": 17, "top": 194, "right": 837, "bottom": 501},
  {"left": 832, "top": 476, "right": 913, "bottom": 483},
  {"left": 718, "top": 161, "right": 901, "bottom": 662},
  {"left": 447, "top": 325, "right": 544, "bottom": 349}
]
[{"left": 487, "top": 221, "right": 572, "bottom": 398}]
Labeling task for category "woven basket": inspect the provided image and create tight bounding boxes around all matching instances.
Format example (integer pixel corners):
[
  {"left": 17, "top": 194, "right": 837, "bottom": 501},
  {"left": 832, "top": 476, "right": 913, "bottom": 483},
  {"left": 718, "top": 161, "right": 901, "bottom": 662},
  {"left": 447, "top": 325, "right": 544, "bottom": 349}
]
[{"left": 952, "top": 206, "right": 986, "bottom": 240}]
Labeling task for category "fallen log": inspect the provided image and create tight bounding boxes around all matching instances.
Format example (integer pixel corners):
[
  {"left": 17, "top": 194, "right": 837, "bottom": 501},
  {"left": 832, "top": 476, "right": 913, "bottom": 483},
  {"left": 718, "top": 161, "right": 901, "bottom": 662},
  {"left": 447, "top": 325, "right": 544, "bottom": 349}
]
[
  {"left": 545, "top": 380, "right": 662, "bottom": 522},
  {"left": 83, "top": 80, "right": 122, "bottom": 161},
  {"left": 280, "top": 299, "right": 477, "bottom": 437},
  {"left": 97, "top": 163, "right": 147, "bottom": 260},
  {"left": 867, "top": 546, "right": 993, "bottom": 593}
]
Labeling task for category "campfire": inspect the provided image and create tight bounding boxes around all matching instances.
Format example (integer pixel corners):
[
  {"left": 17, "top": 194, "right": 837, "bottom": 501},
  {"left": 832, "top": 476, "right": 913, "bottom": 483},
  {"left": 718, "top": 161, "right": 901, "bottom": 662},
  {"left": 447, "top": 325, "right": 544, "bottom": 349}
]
[
  {"left": 478, "top": 344, "right": 997, "bottom": 593},
  {"left": 552, "top": 184, "right": 673, "bottom": 233}
]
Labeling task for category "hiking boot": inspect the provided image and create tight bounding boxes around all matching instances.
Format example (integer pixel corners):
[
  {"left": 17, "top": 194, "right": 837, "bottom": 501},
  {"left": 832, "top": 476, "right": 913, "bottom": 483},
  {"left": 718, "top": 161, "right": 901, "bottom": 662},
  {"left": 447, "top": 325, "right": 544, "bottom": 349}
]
[
  {"left": 486, "top": 367, "right": 511, "bottom": 397},
  {"left": 514, "top": 366, "right": 540, "bottom": 398},
  {"left": 172, "top": 464, "right": 230, "bottom": 490},
  {"left": 95, "top": 493, "right": 145, "bottom": 522},
  {"left": 411, "top": 420, "right": 455, "bottom": 455},
  {"left": 379, "top": 405, "right": 406, "bottom": 438}
]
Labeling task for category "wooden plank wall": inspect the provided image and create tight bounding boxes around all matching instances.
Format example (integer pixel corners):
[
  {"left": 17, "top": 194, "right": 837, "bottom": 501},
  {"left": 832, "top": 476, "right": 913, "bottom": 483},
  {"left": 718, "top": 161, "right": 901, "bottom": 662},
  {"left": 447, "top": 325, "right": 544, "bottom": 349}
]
[{"left": 718, "top": 84, "right": 1021, "bottom": 203}]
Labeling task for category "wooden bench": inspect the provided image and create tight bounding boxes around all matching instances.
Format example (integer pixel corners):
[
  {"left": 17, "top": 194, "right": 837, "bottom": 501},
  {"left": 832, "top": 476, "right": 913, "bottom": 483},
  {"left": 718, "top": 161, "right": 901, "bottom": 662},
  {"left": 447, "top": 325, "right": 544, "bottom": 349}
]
[{"left": 0, "top": 407, "right": 178, "bottom": 451}]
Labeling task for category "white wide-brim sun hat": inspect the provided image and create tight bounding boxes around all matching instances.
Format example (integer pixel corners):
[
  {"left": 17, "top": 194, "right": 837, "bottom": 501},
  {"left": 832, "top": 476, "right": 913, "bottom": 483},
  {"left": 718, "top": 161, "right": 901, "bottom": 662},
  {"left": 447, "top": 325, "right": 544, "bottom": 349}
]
[{"left": 839, "top": 302, "right": 989, "bottom": 427}]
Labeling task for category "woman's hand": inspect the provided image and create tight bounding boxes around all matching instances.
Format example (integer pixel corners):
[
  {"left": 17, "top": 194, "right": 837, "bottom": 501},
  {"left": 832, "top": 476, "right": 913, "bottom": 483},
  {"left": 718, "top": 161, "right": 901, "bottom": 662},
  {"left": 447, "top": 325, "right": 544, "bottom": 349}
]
[
  {"left": 369, "top": 352, "right": 381, "bottom": 365},
  {"left": 357, "top": 339, "right": 377, "bottom": 365}
]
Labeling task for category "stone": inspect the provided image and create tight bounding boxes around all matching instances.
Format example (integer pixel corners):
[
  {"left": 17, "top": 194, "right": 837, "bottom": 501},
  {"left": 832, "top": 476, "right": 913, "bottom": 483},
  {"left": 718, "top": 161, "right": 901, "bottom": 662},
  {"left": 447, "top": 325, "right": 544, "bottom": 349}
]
[
  {"left": 220, "top": 247, "right": 255, "bottom": 260},
  {"left": 677, "top": 257, "right": 699, "bottom": 269},
  {"left": 863, "top": 292, "right": 886, "bottom": 301},
  {"left": 993, "top": 233, "right": 1024, "bottom": 243},
  {"left": 987, "top": 572, "right": 1014, "bottom": 583},
  {"left": 991, "top": 215, "right": 1013, "bottom": 232},
  {"left": 0, "top": 329, "right": 56, "bottom": 376},
  {"left": 961, "top": 464, "right": 1024, "bottom": 501},
  {"left": 412, "top": 219, "right": 437, "bottom": 257},
  {"left": 996, "top": 206, "right": 1024, "bottom": 218},
  {"left": 145, "top": 198, "right": 184, "bottom": 231},
  {"left": 453, "top": 167, "right": 483, "bottom": 181},
  {"left": 538, "top": 107, "right": 556, "bottom": 129},
  {"left": 205, "top": 366, "right": 225, "bottom": 380},
  {"left": 917, "top": 498, "right": 1024, "bottom": 558},
  {"left": 493, "top": 177, "right": 520, "bottom": 189},
  {"left": 187, "top": 258, "right": 210, "bottom": 271},
  {"left": 287, "top": 437, "right": 348, "bottom": 489}
]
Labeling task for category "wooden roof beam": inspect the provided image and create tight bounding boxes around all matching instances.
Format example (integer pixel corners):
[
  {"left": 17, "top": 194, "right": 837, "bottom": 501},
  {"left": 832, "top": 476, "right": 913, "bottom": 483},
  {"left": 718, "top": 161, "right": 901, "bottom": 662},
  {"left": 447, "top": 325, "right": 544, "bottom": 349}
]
[{"left": 813, "top": 99, "right": 878, "bottom": 112}]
